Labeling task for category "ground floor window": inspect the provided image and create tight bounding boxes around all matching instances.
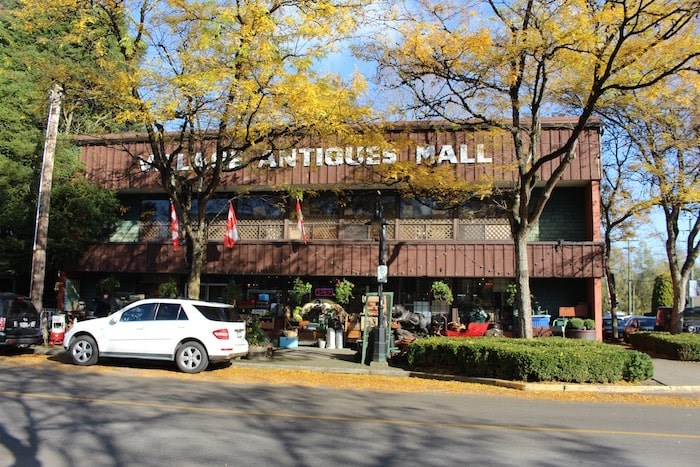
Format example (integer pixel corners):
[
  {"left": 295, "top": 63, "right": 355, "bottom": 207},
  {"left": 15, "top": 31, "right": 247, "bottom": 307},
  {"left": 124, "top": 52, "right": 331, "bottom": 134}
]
[{"left": 68, "top": 272, "right": 592, "bottom": 338}]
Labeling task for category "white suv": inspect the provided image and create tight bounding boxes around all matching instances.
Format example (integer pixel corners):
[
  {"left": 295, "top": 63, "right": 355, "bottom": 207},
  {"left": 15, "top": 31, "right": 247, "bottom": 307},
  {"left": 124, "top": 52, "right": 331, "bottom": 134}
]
[{"left": 64, "top": 298, "right": 248, "bottom": 373}]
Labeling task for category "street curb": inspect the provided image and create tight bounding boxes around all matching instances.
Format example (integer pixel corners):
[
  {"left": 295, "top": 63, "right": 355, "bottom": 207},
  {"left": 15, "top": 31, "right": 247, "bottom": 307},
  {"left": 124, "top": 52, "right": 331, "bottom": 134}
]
[{"left": 230, "top": 361, "right": 700, "bottom": 395}]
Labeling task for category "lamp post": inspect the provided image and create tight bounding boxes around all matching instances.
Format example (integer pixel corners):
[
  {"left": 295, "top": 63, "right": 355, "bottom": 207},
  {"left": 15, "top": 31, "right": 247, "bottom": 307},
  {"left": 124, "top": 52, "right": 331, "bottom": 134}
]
[{"left": 372, "top": 191, "right": 388, "bottom": 366}]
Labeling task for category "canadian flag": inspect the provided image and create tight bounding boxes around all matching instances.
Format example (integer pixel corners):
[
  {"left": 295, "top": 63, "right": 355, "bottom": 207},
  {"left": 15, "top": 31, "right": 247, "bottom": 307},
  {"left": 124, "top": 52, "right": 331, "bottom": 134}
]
[
  {"left": 296, "top": 199, "right": 308, "bottom": 245},
  {"left": 224, "top": 201, "right": 239, "bottom": 248},
  {"left": 170, "top": 200, "right": 179, "bottom": 251}
]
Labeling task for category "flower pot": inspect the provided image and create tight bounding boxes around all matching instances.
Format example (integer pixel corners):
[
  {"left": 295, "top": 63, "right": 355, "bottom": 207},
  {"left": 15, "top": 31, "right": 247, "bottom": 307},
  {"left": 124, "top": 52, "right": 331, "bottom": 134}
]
[
  {"left": 335, "top": 331, "right": 343, "bottom": 349},
  {"left": 246, "top": 345, "right": 271, "bottom": 360},
  {"left": 326, "top": 328, "right": 336, "bottom": 349},
  {"left": 318, "top": 339, "right": 326, "bottom": 348}
]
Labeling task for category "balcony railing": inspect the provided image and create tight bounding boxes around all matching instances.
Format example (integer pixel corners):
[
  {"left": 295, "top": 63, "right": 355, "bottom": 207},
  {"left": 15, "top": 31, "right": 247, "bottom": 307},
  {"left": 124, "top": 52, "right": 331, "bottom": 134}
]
[{"left": 129, "top": 217, "right": 513, "bottom": 243}]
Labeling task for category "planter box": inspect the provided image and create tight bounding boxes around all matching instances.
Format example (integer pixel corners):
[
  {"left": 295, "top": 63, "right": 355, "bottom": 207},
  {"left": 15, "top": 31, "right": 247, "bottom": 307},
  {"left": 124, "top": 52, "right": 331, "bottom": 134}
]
[
  {"left": 567, "top": 329, "right": 596, "bottom": 340},
  {"left": 246, "top": 345, "right": 271, "bottom": 360},
  {"left": 278, "top": 336, "right": 299, "bottom": 348}
]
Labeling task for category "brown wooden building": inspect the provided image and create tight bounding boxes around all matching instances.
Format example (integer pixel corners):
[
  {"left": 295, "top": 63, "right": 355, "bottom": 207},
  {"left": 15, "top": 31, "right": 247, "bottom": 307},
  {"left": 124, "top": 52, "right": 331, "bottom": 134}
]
[{"left": 70, "top": 119, "right": 604, "bottom": 338}]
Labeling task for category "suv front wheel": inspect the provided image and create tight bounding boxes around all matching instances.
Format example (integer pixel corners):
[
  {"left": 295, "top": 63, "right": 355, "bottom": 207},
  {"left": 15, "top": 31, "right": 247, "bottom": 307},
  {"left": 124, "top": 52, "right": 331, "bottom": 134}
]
[{"left": 69, "top": 335, "right": 99, "bottom": 366}]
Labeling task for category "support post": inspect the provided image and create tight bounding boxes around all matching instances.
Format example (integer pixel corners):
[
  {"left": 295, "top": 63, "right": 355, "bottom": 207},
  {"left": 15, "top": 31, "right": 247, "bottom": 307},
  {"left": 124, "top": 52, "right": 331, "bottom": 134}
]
[{"left": 371, "top": 192, "right": 389, "bottom": 367}]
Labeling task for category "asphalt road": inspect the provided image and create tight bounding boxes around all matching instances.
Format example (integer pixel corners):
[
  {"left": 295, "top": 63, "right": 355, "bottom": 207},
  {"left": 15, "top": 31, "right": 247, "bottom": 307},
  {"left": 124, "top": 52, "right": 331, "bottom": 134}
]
[{"left": 1, "top": 364, "right": 699, "bottom": 466}]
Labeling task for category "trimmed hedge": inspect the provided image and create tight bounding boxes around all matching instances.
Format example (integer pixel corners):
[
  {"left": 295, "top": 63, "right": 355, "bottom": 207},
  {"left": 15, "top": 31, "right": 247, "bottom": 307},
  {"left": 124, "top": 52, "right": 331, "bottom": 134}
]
[
  {"left": 628, "top": 332, "right": 700, "bottom": 361},
  {"left": 406, "top": 337, "right": 653, "bottom": 383}
]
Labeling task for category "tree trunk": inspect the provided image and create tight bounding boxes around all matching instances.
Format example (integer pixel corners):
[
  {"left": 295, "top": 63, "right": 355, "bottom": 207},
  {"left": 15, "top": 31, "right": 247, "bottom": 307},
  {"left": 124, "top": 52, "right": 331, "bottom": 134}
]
[
  {"left": 514, "top": 231, "right": 533, "bottom": 339},
  {"left": 604, "top": 232, "right": 620, "bottom": 339},
  {"left": 669, "top": 266, "right": 688, "bottom": 335},
  {"left": 606, "top": 271, "right": 620, "bottom": 339},
  {"left": 663, "top": 212, "right": 692, "bottom": 335},
  {"left": 185, "top": 220, "right": 207, "bottom": 299}
]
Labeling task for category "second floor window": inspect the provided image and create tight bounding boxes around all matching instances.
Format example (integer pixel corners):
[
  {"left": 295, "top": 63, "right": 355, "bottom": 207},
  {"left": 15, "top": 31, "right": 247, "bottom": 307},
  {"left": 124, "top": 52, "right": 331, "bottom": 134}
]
[
  {"left": 237, "top": 196, "right": 284, "bottom": 220},
  {"left": 400, "top": 198, "right": 450, "bottom": 219}
]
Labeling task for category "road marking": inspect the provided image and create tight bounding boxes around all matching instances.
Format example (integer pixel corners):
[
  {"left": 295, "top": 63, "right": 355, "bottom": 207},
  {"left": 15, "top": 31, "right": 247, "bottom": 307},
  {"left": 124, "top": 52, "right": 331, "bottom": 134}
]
[{"left": 5, "top": 390, "right": 700, "bottom": 440}]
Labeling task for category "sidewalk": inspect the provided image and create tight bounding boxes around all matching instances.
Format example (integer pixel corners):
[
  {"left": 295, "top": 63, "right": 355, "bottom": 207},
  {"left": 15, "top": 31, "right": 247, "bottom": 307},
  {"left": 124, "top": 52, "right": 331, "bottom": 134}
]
[
  {"left": 648, "top": 357, "right": 700, "bottom": 387},
  {"left": 37, "top": 345, "right": 700, "bottom": 394}
]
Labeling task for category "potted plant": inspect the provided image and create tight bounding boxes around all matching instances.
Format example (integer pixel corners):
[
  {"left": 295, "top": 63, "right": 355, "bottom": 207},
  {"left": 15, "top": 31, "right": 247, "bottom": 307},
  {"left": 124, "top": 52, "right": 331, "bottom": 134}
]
[
  {"left": 246, "top": 317, "right": 272, "bottom": 359},
  {"left": 158, "top": 277, "right": 179, "bottom": 298},
  {"left": 431, "top": 280, "right": 453, "bottom": 303},
  {"left": 222, "top": 280, "right": 243, "bottom": 306},
  {"left": 505, "top": 283, "right": 517, "bottom": 308},
  {"left": 292, "top": 306, "right": 304, "bottom": 323},
  {"left": 334, "top": 278, "right": 354, "bottom": 306},
  {"left": 290, "top": 277, "right": 312, "bottom": 305},
  {"left": 566, "top": 317, "right": 596, "bottom": 340},
  {"left": 97, "top": 276, "right": 120, "bottom": 294}
]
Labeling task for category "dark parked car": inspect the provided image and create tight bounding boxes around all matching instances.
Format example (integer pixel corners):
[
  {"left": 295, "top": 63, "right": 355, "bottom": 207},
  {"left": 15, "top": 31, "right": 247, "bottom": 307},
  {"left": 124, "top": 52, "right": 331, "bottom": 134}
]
[
  {"left": 623, "top": 315, "right": 656, "bottom": 341},
  {"left": 655, "top": 306, "right": 700, "bottom": 333},
  {"left": 654, "top": 306, "right": 672, "bottom": 332},
  {"left": 684, "top": 307, "right": 700, "bottom": 333},
  {"left": 603, "top": 315, "right": 629, "bottom": 340},
  {"left": 0, "top": 292, "right": 43, "bottom": 347}
]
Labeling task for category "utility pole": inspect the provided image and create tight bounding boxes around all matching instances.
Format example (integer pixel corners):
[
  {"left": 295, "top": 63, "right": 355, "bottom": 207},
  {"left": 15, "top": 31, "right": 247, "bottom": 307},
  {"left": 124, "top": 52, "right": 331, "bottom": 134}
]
[
  {"left": 627, "top": 239, "right": 632, "bottom": 313},
  {"left": 687, "top": 218, "right": 697, "bottom": 308},
  {"left": 623, "top": 238, "right": 637, "bottom": 314},
  {"left": 30, "top": 84, "right": 62, "bottom": 313}
]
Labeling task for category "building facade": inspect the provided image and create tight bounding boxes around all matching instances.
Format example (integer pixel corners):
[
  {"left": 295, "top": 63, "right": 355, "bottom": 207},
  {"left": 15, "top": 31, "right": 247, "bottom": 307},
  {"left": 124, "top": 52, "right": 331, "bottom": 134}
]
[{"left": 69, "top": 119, "right": 604, "bottom": 339}]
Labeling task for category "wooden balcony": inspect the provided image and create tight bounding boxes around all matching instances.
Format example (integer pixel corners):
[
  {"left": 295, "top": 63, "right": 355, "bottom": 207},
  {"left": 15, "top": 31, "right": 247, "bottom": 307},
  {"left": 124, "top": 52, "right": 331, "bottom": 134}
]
[
  {"left": 81, "top": 218, "right": 603, "bottom": 279},
  {"left": 132, "top": 218, "right": 513, "bottom": 243}
]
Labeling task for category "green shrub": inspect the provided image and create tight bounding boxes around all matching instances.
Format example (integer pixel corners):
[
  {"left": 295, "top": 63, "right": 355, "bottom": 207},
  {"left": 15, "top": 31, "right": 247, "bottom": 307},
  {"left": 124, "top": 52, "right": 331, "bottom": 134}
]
[
  {"left": 567, "top": 317, "right": 584, "bottom": 330},
  {"left": 651, "top": 274, "right": 673, "bottom": 315},
  {"left": 406, "top": 337, "right": 653, "bottom": 383},
  {"left": 583, "top": 318, "right": 596, "bottom": 330},
  {"left": 628, "top": 332, "right": 700, "bottom": 361}
]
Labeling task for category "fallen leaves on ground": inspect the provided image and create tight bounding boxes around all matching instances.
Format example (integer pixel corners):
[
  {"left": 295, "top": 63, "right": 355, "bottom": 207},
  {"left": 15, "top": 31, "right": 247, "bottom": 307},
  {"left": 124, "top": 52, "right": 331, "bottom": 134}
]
[{"left": 2, "top": 352, "right": 698, "bottom": 408}]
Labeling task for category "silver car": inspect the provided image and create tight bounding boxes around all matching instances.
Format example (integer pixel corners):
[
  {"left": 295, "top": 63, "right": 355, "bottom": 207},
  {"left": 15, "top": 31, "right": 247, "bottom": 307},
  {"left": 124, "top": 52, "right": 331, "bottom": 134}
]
[{"left": 64, "top": 298, "right": 248, "bottom": 373}]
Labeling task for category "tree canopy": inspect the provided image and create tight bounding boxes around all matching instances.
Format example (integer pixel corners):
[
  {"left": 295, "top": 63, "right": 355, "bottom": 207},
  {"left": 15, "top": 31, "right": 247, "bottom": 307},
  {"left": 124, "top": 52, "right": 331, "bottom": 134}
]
[
  {"left": 601, "top": 71, "right": 700, "bottom": 332},
  {"left": 0, "top": 1, "right": 120, "bottom": 294},
  {"left": 362, "top": 0, "right": 700, "bottom": 337},
  {"left": 18, "top": 0, "right": 373, "bottom": 298}
]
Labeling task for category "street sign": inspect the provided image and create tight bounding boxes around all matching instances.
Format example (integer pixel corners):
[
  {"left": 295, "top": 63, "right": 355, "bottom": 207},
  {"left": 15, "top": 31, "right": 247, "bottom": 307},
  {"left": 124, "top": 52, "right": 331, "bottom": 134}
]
[{"left": 377, "top": 265, "right": 388, "bottom": 283}]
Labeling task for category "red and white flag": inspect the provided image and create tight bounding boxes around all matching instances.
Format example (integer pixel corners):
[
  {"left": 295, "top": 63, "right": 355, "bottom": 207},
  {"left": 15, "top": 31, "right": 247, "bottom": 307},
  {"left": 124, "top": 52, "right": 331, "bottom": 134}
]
[
  {"left": 224, "top": 201, "right": 239, "bottom": 248},
  {"left": 170, "top": 200, "right": 179, "bottom": 250},
  {"left": 296, "top": 199, "right": 308, "bottom": 245}
]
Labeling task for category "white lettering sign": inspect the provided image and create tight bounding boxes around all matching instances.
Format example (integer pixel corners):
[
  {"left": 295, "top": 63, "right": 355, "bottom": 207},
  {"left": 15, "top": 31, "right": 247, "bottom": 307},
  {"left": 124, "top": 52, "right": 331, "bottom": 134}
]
[
  {"left": 139, "top": 144, "right": 491, "bottom": 172},
  {"left": 416, "top": 144, "right": 491, "bottom": 164}
]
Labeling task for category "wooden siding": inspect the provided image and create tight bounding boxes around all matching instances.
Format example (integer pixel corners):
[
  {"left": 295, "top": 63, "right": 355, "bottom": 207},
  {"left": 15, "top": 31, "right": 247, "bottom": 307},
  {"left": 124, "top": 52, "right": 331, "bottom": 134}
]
[
  {"left": 75, "top": 241, "right": 603, "bottom": 279},
  {"left": 76, "top": 121, "right": 602, "bottom": 191}
]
